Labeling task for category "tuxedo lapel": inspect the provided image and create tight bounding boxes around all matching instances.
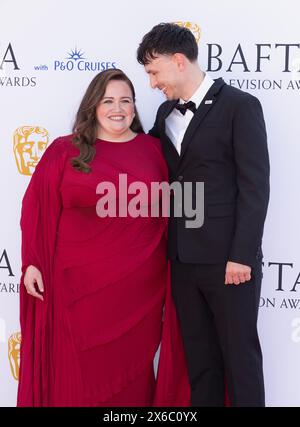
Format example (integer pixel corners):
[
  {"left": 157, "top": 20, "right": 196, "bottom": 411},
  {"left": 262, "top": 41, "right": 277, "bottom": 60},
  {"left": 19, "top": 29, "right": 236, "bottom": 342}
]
[
  {"left": 160, "top": 99, "right": 177, "bottom": 146},
  {"left": 179, "top": 78, "right": 226, "bottom": 162}
]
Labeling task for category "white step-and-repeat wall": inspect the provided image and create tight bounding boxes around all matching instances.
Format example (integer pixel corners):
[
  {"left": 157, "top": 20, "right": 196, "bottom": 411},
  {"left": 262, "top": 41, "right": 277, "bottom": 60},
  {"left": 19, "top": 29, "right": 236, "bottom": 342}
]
[{"left": 0, "top": 0, "right": 299, "bottom": 407}]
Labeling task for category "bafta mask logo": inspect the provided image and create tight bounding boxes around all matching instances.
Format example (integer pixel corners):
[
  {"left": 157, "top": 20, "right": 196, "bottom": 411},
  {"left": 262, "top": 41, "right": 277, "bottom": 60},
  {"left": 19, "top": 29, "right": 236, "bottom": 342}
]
[
  {"left": 8, "top": 332, "right": 21, "bottom": 381},
  {"left": 13, "top": 126, "right": 49, "bottom": 176},
  {"left": 173, "top": 21, "right": 201, "bottom": 43}
]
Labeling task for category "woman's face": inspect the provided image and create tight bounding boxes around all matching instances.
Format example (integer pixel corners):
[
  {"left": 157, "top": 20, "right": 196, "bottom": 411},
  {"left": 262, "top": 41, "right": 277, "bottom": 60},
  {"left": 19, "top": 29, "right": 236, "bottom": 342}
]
[{"left": 96, "top": 80, "right": 135, "bottom": 138}]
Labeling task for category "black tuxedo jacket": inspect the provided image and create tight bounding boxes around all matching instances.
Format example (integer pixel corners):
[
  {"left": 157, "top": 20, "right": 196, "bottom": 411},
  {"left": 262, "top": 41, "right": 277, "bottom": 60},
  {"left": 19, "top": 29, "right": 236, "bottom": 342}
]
[{"left": 149, "top": 78, "right": 270, "bottom": 267}]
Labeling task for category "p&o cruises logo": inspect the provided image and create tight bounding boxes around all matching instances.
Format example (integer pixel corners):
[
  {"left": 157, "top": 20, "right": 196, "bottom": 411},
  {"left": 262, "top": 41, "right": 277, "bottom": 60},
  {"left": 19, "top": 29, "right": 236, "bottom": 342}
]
[{"left": 49, "top": 47, "right": 117, "bottom": 72}]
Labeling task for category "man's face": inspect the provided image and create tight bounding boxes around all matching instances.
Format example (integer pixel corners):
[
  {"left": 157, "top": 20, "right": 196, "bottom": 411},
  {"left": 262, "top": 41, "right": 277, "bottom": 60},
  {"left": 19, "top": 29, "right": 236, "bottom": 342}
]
[{"left": 144, "top": 54, "right": 182, "bottom": 100}]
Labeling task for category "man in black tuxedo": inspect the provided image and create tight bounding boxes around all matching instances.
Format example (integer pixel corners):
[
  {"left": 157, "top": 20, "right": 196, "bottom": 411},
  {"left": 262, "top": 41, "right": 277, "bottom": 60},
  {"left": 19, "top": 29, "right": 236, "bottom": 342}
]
[{"left": 137, "top": 23, "right": 270, "bottom": 407}]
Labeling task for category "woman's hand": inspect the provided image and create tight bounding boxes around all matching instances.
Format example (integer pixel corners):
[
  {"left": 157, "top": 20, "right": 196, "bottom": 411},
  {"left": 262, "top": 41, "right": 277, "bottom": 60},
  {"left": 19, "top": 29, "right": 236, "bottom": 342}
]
[{"left": 24, "top": 265, "right": 44, "bottom": 301}]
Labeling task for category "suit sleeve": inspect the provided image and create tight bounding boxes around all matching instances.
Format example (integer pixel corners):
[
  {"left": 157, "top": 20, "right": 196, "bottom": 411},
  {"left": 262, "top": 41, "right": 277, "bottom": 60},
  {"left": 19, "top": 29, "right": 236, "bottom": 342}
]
[
  {"left": 148, "top": 104, "right": 163, "bottom": 138},
  {"left": 229, "top": 94, "right": 270, "bottom": 267}
]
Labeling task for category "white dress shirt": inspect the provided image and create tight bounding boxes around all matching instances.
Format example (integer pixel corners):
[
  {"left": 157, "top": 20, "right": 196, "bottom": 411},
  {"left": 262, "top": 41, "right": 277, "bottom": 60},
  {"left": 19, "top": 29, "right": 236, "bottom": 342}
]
[{"left": 165, "top": 73, "right": 214, "bottom": 154}]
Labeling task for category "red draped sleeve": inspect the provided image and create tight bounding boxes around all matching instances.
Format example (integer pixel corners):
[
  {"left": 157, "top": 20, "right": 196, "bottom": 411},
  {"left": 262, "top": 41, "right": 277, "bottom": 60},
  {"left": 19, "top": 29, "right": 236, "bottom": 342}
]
[{"left": 17, "top": 137, "right": 71, "bottom": 406}]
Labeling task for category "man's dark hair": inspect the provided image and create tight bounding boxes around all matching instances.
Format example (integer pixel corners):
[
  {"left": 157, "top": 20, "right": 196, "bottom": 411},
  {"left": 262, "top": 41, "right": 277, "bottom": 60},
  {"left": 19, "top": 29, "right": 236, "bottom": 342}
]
[{"left": 137, "top": 23, "right": 198, "bottom": 65}]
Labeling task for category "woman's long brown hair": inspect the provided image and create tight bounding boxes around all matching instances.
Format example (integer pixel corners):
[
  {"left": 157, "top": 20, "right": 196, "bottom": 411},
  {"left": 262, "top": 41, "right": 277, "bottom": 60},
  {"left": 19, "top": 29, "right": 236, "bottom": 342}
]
[{"left": 72, "top": 68, "right": 144, "bottom": 173}]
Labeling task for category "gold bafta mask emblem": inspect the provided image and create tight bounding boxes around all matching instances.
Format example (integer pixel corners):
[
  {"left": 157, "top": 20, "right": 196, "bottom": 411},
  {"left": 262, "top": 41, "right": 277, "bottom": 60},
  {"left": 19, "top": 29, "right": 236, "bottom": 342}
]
[
  {"left": 13, "top": 126, "right": 49, "bottom": 176},
  {"left": 8, "top": 332, "right": 21, "bottom": 381},
  {"left": 173, "top": 21, "right": 201, "bottom": 43}
]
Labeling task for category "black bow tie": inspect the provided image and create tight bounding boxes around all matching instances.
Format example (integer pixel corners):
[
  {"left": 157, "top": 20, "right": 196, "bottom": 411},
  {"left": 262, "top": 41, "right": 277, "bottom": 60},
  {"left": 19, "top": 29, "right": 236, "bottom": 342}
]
[{"left": 175, "top": 100, "right": 197, "bottom": 115}]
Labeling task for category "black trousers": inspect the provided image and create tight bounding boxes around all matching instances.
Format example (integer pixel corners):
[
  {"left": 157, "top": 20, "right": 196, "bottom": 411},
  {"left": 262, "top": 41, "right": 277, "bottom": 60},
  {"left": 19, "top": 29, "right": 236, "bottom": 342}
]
[{"left": 171, "top": 260, "right": 265, "bottom": 407}]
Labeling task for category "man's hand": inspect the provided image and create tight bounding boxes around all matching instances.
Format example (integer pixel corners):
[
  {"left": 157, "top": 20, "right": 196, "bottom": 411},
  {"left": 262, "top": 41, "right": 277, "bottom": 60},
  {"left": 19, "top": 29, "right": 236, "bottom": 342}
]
[
  {"left": 24, "top": 265, "right": 44, "bottom": 301},
  {"left": 225, "top": 261, "right": 251, "bottom": 285}
]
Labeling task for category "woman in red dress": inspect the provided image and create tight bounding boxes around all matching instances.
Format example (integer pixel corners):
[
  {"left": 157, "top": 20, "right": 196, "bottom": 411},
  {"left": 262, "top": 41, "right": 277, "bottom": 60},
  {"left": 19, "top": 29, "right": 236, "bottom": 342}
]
[{"left": 17, "top": 69, "right": 189, "bottom": 406}]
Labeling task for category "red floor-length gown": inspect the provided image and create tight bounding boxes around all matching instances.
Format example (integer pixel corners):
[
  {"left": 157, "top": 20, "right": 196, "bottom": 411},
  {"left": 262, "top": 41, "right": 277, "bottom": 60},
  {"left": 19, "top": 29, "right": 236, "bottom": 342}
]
[{"left": 17, "top": 133, "right": 190, "bottom": 406}]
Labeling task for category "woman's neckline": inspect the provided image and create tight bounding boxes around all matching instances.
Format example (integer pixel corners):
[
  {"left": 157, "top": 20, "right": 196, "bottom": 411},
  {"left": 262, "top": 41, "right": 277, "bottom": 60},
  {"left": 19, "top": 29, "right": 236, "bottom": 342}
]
[{"left": 96, "top": 133, "right": 140, "bottom": 144}]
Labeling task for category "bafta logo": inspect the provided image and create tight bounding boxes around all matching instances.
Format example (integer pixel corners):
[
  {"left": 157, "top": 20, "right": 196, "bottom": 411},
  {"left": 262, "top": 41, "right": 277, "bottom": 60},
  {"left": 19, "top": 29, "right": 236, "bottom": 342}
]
[
  {"left": 173, "top": 21, "right": 201, "bottom": 43},
  {"left": 13, "top": 126, "right": 49, "bottom": 176},
  {"left": 8, "top": 332, "right": 21, "bottom": 381}
]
